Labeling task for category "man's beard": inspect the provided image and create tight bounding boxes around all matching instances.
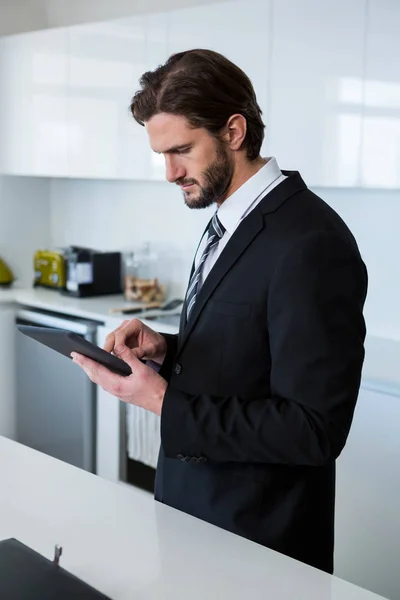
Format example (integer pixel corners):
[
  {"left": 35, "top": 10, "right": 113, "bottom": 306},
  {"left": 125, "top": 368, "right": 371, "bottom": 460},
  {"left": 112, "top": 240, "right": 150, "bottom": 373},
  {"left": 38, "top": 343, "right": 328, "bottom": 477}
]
[{"left": 178, "top": 144, "right": 234, "bottom": 209}]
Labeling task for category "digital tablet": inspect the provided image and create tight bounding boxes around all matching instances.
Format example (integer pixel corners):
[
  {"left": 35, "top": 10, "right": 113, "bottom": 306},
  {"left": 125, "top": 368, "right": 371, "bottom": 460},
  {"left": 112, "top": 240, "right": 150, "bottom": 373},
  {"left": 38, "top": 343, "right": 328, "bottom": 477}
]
[
  {"left": 17, "top": 325, "right": 132, "bottom": 377},
  {"left": 0, "top": 538, "right": 111, "bottom": 599}
]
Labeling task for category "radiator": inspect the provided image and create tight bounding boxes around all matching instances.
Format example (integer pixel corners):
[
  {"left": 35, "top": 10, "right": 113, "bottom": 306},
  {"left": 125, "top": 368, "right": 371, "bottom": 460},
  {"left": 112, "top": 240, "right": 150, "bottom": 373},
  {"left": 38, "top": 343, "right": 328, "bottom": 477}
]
[{"left": 126, "top": 403, "right": 161, "bottom": 469}]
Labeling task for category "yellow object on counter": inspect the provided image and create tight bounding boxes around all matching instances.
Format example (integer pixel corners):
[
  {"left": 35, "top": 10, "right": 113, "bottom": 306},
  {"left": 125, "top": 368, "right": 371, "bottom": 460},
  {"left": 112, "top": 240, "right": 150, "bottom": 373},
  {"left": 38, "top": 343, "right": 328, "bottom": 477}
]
[
  {"left": 33, "top": 249, "right": 66, "bottom": 289},
  {"left": 0, "top": 257, "right": 14, "bottom": 286}
]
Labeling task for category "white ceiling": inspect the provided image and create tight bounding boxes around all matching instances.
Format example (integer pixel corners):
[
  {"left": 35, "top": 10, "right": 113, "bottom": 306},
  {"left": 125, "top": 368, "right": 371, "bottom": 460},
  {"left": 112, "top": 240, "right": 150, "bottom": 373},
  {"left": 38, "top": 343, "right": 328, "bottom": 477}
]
[{"left": 0, "top": 0, "right": 227, "bottom": 36}]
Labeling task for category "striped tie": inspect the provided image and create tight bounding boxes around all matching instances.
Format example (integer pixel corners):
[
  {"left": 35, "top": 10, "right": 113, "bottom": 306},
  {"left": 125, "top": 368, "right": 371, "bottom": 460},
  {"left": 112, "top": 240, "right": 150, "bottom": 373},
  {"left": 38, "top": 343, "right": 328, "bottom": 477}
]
[{"left": 185, "top": 212, "right": 226, "bottom": 321}]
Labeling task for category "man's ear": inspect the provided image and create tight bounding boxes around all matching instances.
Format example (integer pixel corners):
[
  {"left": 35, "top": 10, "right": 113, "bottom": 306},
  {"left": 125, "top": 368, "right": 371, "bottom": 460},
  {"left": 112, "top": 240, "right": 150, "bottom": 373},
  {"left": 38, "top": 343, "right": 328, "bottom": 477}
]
[{"left": 222, "top": 114, "right": 247, "bottom": 151}]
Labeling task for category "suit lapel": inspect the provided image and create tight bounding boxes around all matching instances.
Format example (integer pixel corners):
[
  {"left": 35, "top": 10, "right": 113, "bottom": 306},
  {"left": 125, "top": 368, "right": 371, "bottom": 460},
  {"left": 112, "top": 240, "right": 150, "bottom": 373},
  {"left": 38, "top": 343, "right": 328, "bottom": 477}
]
[
  {"left": 177, "top": 171, "right": 307, "bottom": 353},
  {"left": 178, "top": 206, "right": 264, "bottom": 352},
  {"left": 259, "top": 170, "right": 307, "bottom": 215}
]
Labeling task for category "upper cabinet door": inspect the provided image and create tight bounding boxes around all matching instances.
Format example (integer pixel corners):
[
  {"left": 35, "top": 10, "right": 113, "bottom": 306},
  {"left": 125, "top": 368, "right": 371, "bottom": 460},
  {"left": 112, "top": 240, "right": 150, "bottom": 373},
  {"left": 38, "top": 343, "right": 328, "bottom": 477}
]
[
  {"left": 268, "top": 0, "right": 366, "bottom": 187},
  {"left": 142, "top": 11, "right": 170, "bottom": 180},
  {"left": 360, "top": 0, "right": 400, "bottom": 189},
  {"left": 0, "top": 28, "right": 69, "bottom": 177},
  {"left": 167, "top": 0, "right": 271, "bottom": 156},
  {"left": 67, "top": 17, "right": 148, "bottom": 180}
]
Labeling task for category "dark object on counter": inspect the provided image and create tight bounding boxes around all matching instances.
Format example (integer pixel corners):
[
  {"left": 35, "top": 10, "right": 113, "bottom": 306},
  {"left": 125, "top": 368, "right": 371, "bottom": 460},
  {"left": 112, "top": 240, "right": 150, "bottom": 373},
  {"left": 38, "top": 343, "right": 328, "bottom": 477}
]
[
  {"left": 17, "top": 325, "right": 132, "bottom": 376},
  {"left": 0, "top": 538, "right": 111, "bottom": 599},
  {"left": 63, "top": 246, "right": 121, "bottom": 297},
  {"left": 110, "top": 297, "right": 183, "bottom": 315}
]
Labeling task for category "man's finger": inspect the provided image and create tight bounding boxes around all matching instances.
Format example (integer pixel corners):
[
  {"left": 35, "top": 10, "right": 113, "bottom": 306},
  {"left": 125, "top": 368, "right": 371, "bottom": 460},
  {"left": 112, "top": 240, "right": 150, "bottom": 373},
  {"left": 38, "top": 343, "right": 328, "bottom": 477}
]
[
  {"left": 71, "top": 352, "right": 99, "bottom": 381},
  {"left": 113, "top": 319, "right": 142, "bottom": 350},
  {"left": 71, "top": 352, "right": 128, "bottom": 398},
  {"left": 71, "top": 352, "right": 112, "bottom": 383},
  {"left": 103, "top": 332, "right": 115, "bottom": 353},
  {"left": 103, "top": 320, "right": 129, "bottom": 351},
  {"left": 114, "top": 345, "right": 142, "bottom": 369},
  {"left": 131, "top": 346, "right": 146, "bottom": 360}
]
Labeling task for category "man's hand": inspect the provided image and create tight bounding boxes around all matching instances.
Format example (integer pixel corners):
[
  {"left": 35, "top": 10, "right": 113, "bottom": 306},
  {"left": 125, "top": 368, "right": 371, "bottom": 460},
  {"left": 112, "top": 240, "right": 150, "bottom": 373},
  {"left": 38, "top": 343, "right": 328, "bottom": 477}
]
[
  {"left": 71, "top": 346, "right": 167, "bottom": 415},
  {"left": 104, "top": 318, "right": 168, "bottom": 365}
]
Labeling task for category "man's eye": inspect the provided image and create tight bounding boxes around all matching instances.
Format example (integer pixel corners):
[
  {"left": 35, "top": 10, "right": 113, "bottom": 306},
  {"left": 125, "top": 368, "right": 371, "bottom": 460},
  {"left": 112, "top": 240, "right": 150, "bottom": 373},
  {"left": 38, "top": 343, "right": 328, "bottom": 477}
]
[{"left": 177, "top": 147, "right": 190, "bottom": 154}]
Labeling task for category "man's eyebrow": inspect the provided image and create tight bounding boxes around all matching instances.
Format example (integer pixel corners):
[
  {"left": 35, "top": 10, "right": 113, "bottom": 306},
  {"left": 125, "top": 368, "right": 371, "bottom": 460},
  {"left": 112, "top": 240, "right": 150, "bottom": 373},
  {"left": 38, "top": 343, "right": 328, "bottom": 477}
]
[{"left": 155, "top": 144, "right": 192, "bottom": 155}]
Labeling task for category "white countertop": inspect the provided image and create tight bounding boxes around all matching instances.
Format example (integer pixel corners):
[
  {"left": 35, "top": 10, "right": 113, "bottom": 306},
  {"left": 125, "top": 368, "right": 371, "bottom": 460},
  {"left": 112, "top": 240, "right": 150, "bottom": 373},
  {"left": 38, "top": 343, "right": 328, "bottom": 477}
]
[
  {"left": 0, "top": 287, "right": 16, "bottom": 303},
  {"left": 0, "top": 286, "right": 180, "bottom": 334},
  {"left": 0, "top": 436, "right": 387, "bottom": 600},
  {"left": 2, "top": 286, "right": 400, "bottom": 393}
]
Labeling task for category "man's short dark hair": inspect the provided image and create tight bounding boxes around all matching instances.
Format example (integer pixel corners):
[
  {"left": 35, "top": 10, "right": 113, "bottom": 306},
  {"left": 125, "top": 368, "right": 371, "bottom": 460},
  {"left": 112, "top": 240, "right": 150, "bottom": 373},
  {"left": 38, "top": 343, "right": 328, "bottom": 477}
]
[{"left": 130, "top": 48, "right": 265, "bottom": 161}]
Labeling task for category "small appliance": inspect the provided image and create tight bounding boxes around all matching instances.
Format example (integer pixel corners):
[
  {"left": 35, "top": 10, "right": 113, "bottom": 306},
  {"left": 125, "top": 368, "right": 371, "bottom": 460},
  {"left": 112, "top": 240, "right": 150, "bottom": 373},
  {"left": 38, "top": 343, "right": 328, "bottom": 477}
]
[
  {"left": 0, "top": 257, "right": 15, "bottom": 287},
  {"left": 33, "top": 249, "right": 66, "bottom": 290},
  {"left": 63, "top": 246, "right": 122, "bottom": 297}
]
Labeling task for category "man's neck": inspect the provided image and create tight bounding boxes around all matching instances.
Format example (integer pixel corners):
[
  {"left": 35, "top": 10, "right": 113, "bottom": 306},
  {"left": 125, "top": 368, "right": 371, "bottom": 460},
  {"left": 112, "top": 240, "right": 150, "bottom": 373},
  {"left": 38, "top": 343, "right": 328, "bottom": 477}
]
[{"left": 219, "top": 156, "right": 267, "bottom": 205}]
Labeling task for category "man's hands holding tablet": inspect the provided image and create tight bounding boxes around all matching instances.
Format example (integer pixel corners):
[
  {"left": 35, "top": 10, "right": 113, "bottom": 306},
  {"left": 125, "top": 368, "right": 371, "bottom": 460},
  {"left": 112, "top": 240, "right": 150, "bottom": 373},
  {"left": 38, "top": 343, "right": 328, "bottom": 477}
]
[{"left": 71, "top": 319, "right": 168, "bottom": 416}]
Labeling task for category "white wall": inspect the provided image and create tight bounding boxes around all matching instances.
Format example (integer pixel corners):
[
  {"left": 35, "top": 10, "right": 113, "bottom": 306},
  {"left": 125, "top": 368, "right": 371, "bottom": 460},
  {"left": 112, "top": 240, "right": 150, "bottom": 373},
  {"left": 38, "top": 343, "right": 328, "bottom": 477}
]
[
  {"left": 0, "top": 176, "right": 51, "bottom": 286},
  {"left": 49, "top": 177, "right": 213, "bottom": 299},
  {"left": 0, "top": 172, "right": 395, "bottom": 338},
  {"left": 49, "top": 176, "right": 399, "bottom": 337},
  {"left": 319, "top": 186, "right": 400, "bottom": 340}
]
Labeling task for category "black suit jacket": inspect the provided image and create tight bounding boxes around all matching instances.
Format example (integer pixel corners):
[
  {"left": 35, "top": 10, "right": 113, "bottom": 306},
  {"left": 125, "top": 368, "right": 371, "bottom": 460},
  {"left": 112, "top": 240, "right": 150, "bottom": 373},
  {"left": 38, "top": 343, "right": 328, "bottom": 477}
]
[{"left": 154, "top": 171, "right": 367, "bottom": 574}]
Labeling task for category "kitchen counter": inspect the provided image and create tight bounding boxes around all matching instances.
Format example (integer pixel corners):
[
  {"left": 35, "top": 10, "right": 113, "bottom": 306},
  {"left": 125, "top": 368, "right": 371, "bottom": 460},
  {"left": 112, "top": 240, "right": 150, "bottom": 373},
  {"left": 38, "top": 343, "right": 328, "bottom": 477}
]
[
  {"left": 0, "top": 286, "right": 180, "bottom": 334},
  {"left": 0, "top": 287, "right": 15, "bottom": 303},
  {"left": 0, "top": 286, "right": 135, "bottom": 318},
  {"left": 0, "top": 435, "right": 388, "bottom": 600}
]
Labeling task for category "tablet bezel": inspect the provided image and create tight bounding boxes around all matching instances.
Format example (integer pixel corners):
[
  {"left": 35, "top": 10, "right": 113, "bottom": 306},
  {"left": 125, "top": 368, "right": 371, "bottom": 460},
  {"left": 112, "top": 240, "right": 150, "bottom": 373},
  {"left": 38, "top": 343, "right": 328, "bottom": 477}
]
[{"left": 17, "top": 325, "right": 132, "bottom": 377}]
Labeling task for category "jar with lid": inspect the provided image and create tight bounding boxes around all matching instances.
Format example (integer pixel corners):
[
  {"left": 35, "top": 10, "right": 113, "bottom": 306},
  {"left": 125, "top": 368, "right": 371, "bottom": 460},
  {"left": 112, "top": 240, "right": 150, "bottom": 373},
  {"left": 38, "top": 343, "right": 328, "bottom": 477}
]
[
  {"left": 122, "top": 251, "right": 138, "bottom": 300},
  {"left": 134, "top": 242, "right": 158, "bottom": 279}
]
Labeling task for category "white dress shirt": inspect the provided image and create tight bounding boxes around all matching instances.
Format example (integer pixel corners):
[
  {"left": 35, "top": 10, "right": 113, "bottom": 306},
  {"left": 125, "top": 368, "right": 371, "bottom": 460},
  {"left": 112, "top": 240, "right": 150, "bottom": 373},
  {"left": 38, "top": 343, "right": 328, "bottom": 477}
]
[{"left": 195, "top": 157, "right": 287, "bottom": 289}]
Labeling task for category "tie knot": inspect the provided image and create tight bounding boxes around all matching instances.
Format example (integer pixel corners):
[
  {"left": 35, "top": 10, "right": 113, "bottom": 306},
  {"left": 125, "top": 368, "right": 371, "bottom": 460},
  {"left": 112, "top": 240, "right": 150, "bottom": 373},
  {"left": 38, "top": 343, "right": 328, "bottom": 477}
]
[{"left": 209, "top": 213, "right": 225, "bottom": 240}]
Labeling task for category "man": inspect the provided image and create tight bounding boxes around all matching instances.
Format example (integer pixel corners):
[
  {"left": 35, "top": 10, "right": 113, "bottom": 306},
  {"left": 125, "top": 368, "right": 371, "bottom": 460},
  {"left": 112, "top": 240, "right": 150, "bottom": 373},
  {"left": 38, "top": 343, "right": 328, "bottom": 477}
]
[{"left": 72, "top": 49, "right": 367, "bottom": 574}]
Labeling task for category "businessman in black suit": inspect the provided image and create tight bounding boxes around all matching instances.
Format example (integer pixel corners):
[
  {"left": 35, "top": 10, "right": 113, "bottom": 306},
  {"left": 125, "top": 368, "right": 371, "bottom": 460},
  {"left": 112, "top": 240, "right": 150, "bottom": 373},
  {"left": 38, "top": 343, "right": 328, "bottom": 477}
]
[{"left": 72, "top": 49, "right": 368, "bottom": 574}]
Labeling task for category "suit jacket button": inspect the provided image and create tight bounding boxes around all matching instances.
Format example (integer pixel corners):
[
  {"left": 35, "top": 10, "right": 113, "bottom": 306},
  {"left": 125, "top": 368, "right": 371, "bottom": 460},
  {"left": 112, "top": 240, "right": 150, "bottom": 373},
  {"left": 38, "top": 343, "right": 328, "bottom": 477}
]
[
  {"left": 174, "top": 363, "right": 182, "bottom": 375},
  {"left": 199, "top": 457, "right": 207, "bottom": 463},
  {"left": 176, "top": 453, "right": 184, "bottom": 460},
  {"left": 184, "top": 456, "right": 191, "bottom": 462},
  {"left": 190, "top": 457, "right": 198, "bottom": 463}
]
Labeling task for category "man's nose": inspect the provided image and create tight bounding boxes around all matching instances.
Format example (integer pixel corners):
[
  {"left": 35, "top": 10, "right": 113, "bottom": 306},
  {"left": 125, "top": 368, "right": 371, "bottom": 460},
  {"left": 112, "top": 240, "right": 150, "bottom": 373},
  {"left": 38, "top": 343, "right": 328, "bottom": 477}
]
[{"left": 165, "top": 157, "right": 185, "bottom": 183}]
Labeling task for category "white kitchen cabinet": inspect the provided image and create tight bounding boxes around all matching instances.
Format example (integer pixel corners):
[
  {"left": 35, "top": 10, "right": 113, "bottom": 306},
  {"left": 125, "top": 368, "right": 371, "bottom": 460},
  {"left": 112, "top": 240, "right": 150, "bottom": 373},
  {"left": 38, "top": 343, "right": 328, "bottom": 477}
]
[
  {"left": 335, "top": 385, "right": 400, "bottom": 600},
  {"left": 67, "top": 17, "right": 149, "bottom": 180},
  {"left": 0, "top": 28, "right": 69, "bottom": 177},
  {"left": 144, "top": 11, "right": 169, "bottom": 71},
  {"left": 167, "top": 0, "right": 271, "bottom": 157},
  {"left": 360, "top": 0, "right": 400, "bottom": 189},
  {"left": 0, "top": 303, "right": 16, "bottom": 439},
  {"left": 143, "top": 11, "right": 171, "bottom": 180},
  {"left": 1, "top": 1, "right": 399, "bottom": 189},
  {"left": 0, "top": 15, "right": 162, "bottom": 180},
  {"left": 65, "top": 12, "right": 173, "bottom": 181},
  {"left": 268, "top": 0, "right": 366, "bottom": 187}
]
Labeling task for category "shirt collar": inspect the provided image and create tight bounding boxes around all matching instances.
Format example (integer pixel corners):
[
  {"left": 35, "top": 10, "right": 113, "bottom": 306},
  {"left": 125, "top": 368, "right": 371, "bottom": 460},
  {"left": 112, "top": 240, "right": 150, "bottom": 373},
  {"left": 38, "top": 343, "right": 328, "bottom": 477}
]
[{"left": 217, "top": 157, "right": 282, "bottom": 234}]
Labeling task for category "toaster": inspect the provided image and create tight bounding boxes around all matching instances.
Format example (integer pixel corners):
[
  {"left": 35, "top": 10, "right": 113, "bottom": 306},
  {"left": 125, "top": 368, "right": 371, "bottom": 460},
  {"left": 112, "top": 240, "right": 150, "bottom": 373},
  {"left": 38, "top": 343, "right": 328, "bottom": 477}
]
[
  {"left": 33, "top": 249, "right": 66, "bottom": 290},
  {"left": 62, "top": 246, "right": 122, "bottom": 297}
]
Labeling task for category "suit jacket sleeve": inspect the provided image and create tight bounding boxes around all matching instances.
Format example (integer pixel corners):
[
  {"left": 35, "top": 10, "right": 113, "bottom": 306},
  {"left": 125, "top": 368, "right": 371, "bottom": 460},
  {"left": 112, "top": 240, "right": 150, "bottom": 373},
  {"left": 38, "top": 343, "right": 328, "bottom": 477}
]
[
  {"left": 158, "top": 333, "right": 179, "bottom": 382},
  {"left": 160, "top": 231, "right": 368, "bottom": 466}
]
